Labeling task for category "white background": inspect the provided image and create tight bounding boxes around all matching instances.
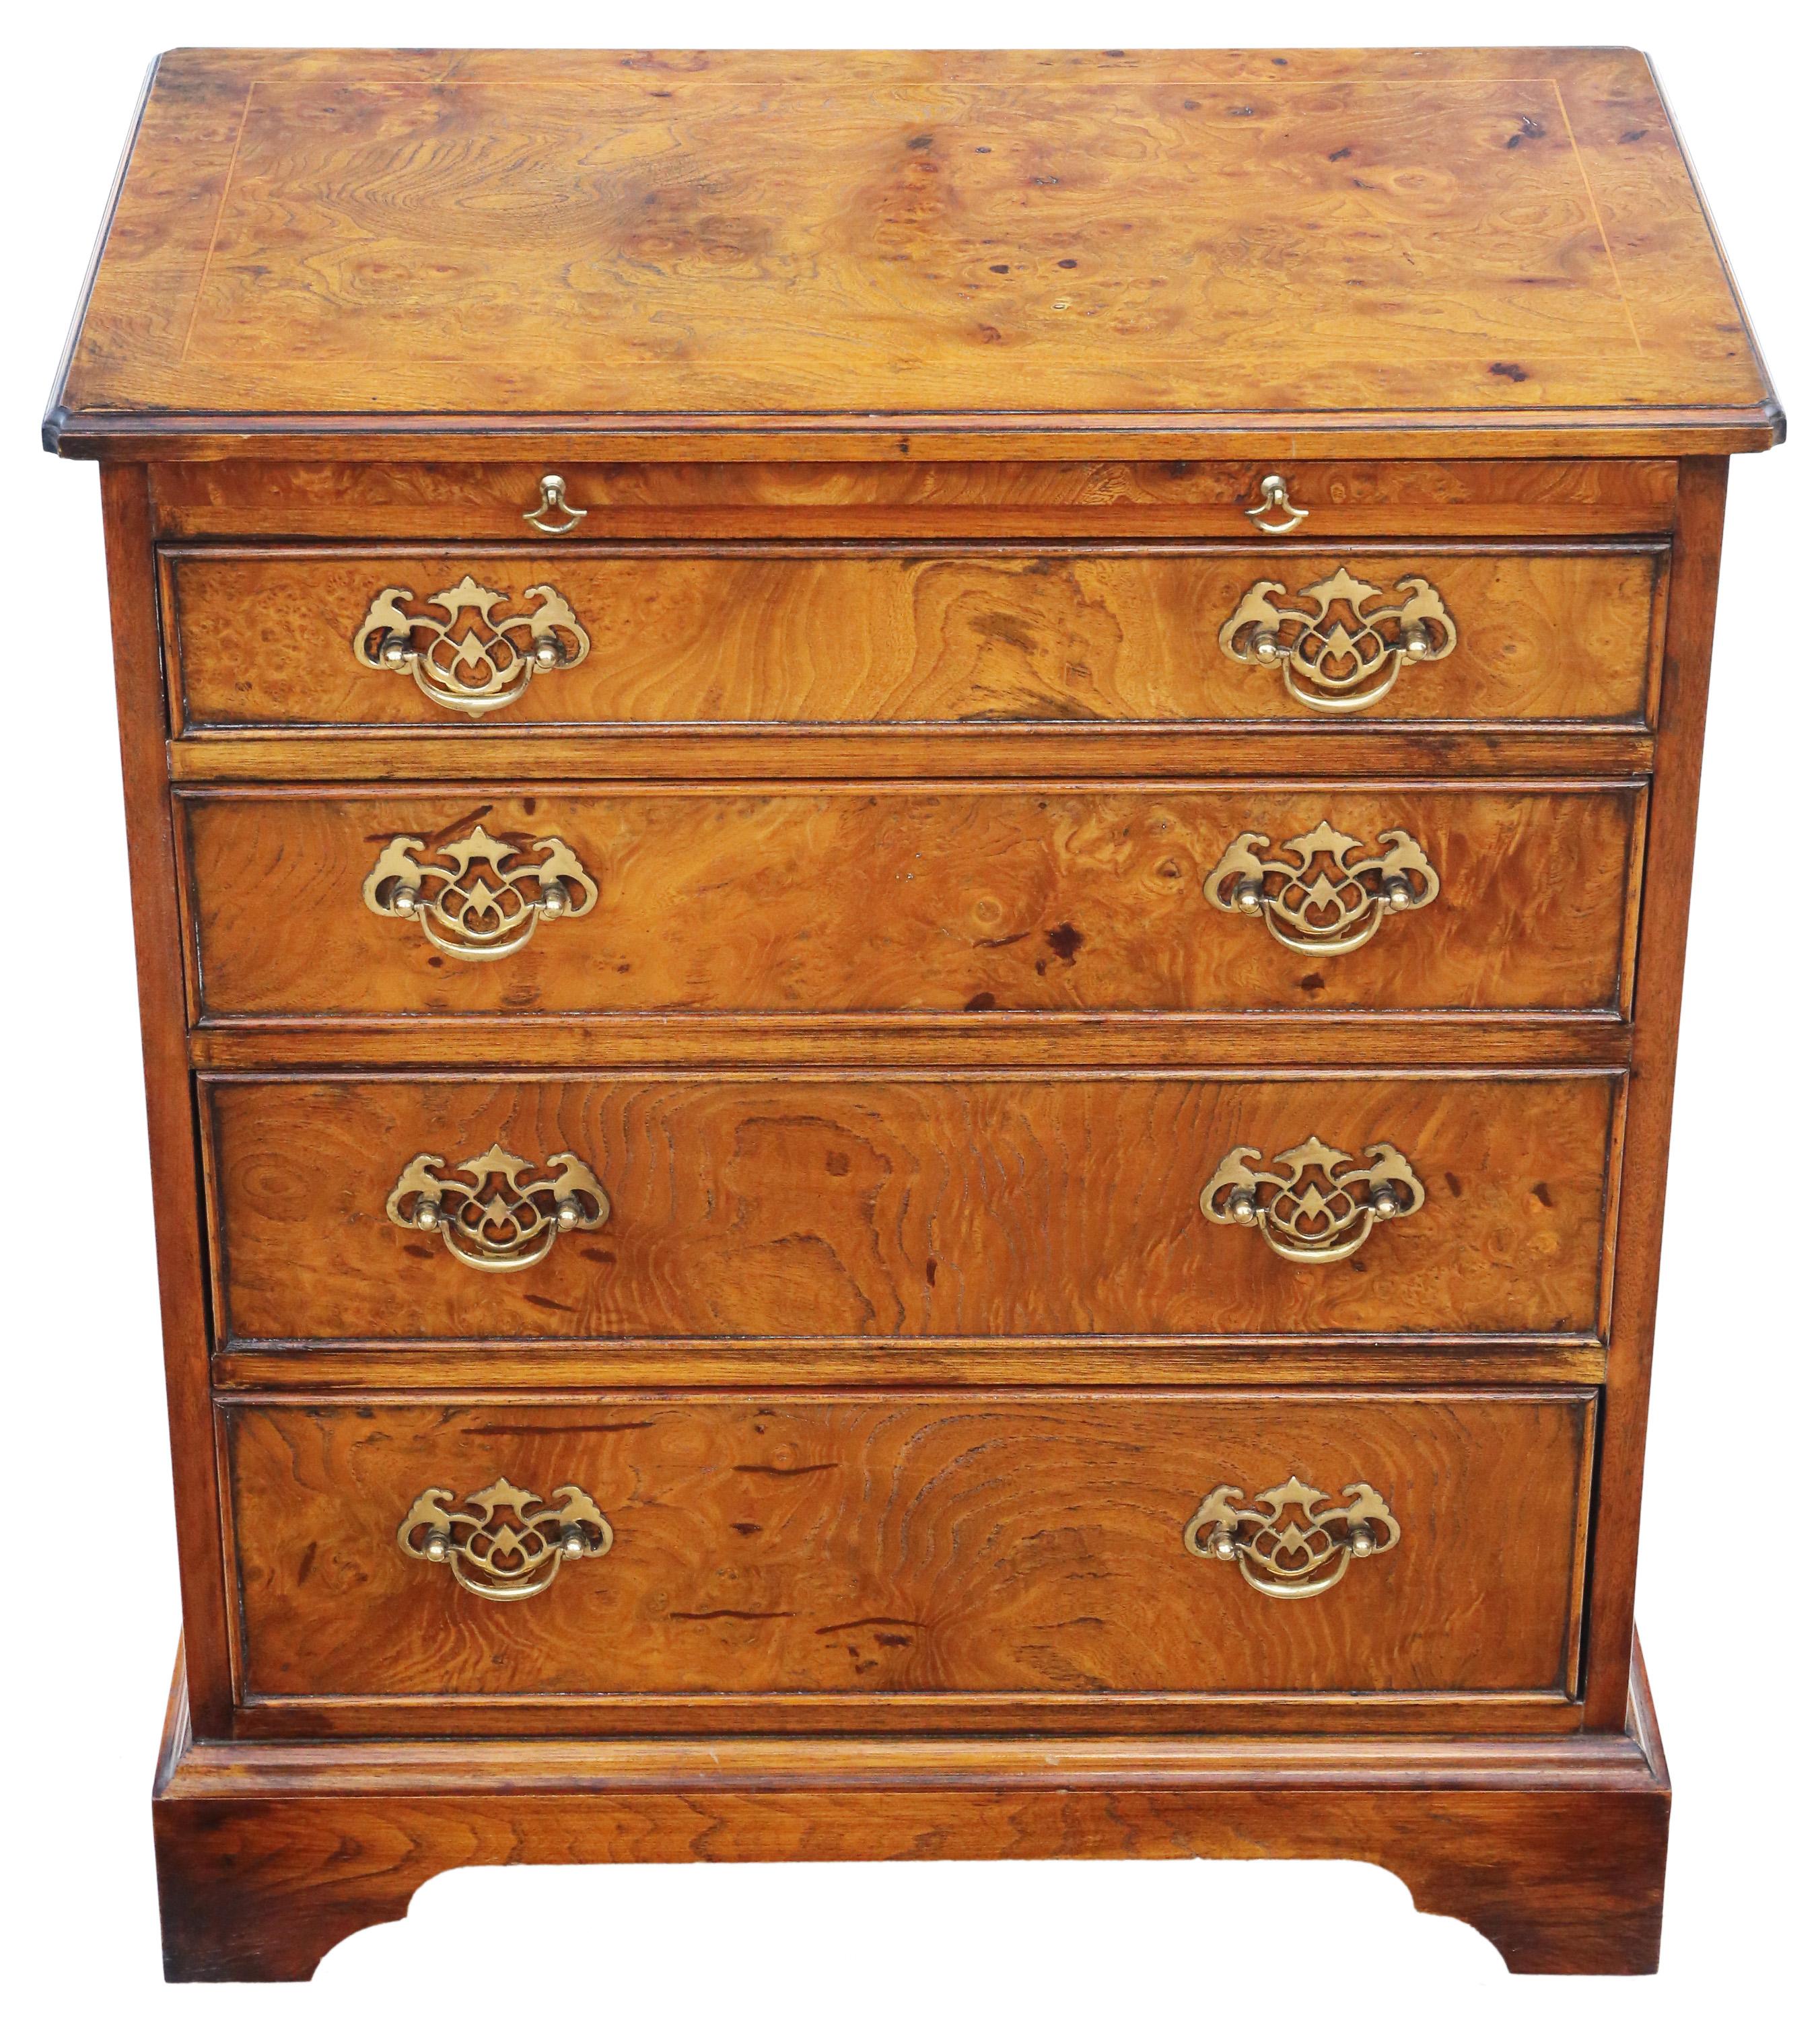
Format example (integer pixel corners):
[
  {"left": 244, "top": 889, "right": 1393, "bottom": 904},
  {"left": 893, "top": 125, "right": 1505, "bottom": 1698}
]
[{"left": 2, "top": 1, "right": 1814, "bottom": 2006}]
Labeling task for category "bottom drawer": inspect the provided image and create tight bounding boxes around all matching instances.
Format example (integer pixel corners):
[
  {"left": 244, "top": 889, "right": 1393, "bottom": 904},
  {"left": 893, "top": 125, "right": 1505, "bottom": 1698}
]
[{"left": 225, "top": 1390, "right": 1594, "bottom": 1721}]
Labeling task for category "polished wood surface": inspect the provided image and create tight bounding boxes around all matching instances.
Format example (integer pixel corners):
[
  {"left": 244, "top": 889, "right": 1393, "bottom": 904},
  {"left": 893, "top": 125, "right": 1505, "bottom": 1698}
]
[
  {"left": 153, "top": 1646, "right": 1672, "bottom": 1981},
  {"left": 50, "top": 43, "right": 1780, "bottom": 1981},
  {"left": 1582, "top": 456, "right": 1730, "bottom": 1723},
  {"left": 101, "top": 466, "right": 234, "bottom": 1730},
  {"left": 224, "top": 1391, "right": 1592, "bottom": 1706},
  {"left": 148, "top": 456, "right": 1682, "bottom": 540},
  {"left": 167, "top": 723, "right": 1663, "bottom": 789},
  {"left": 211, "top": 1339, "right": 1611, "bottom": 1395},
  {"left": 203, "top": 1071, "right": 1618, "bottom": 1343},
  {"left": 182, "top": 783, "right": 1642, "bottom": 1019},
  {"left": 188, "top": 1020, "right": 1636, "bottom": 1075},
  {"left": 51, "top": 49, "right": 1777, "bottom": 458},
  {"left": 168, "top": 543, "right": 1663, "bottom": 730}
]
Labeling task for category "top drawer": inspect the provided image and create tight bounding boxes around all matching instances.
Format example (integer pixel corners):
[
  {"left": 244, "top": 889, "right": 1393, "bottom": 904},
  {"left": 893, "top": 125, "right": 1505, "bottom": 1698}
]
[
  {"left": 164, "top": 540, "right": 1665, "bottom": 732},
  {"left": 147, "top": 458, "right": 1679, "bottom": 542}
]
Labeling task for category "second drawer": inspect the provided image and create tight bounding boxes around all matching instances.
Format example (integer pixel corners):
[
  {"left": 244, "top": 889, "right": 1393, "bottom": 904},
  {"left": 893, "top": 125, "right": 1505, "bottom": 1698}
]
[{"left": 181, "top": 782, "right": 1644, "bottom": 1018}]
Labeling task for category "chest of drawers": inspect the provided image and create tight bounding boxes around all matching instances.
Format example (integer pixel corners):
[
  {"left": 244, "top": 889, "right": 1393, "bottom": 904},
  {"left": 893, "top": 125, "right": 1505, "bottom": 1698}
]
[{"left": 46, "top": 47, "right": 1780, "bottom": 1980}]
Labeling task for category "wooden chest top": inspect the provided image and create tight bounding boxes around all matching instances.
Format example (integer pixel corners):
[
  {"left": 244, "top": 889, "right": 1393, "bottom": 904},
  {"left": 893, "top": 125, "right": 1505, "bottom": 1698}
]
[{"left": 46, "top": 46, "right": 1779, "bottom": 460}]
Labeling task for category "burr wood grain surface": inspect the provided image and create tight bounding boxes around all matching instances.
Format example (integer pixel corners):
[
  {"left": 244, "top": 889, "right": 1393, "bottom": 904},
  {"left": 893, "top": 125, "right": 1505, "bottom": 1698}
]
[
  {"left": 166, "top": 544, "right": 1663, "bottom": 729},
  {"left": 50, "top": 49, "right": 1778, "bottom": 456},
  {"left": 202, "top": 1071, "right": 1619, "bottom": 1343},
  {"left": 223, "top": 1390, "right": 1593, "bottom": 1705}
]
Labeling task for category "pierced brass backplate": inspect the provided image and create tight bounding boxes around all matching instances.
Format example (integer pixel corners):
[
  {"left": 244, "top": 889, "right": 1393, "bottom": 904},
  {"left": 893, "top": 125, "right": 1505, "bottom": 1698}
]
[
  {"left": 353, "top": 573, "right": 591, "bottom": 715},
  {"left": 1218, "top": 565, "right": 1457, "bottom": 712},
  {"left": 1204, "top": 820, "right": 1438, "bottom": 956},
  {"left": 363, "top": 822, "right": 598, "bottom": 961},
  {"left": 1200, "top": 1135, "right": 1426, "bottom": 1264},
  {"left": 397, "top": 1476, "right": 614, "bottom": 1601},
  {"left": 386, "top": 1141, "right": 610, "bottom": 1272},
  {"left": 1183, "top": 1475, "right": 1401, "bottom": 1598}
]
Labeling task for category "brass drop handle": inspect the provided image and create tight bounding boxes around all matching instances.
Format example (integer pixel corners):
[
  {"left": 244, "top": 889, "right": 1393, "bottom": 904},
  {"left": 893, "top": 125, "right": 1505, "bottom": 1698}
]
[
  {"left": 1218, "top": 566, "right": 1457, "bottom": 713},
  {"left": 386, "top": 1141, "right": 610, "bottom": 1271},
  {"left": 1204, "top": 822, "right": 1438, "bottom": 956},
  {"left": 1184, "top": 1475, "right": 1401, "bottom": 1598},
  {"left": 524, "top": 471, "right": 588, "bottom": 535},
  {"left": 1201, "top": 1136, "right": 1426, "bottom": 1264},
  {"left": 363, "top": 823, "right": 598, "bottom": 960},
  {"left": 1245, "top": 472, "right": 1308, "bottom": 534},
  {"left": 353, "top": 575, "right": 591, "bottom": 715},
  {"left": 399, "top": 1477, "right": 615, "bottom": 1601}
]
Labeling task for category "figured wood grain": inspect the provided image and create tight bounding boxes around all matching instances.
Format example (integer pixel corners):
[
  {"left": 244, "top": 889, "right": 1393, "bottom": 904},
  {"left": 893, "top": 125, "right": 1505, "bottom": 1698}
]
[
  {"left": 209, "top": 1339, "right": 1609, "bottom": 1394},
  {"left": 100, "top": 466, "right": 235, "bottom": 1736},
  {"left": 166, "top": 724, "right": 1663, "bottom": 787},
  {"left": 147, "top": 456, "right": 1681, "bottom": 539},
  {"left": 50, "top": 49, "right": 1778, "bottom": 456},
  {"left": 202, "top": 1071, "right": 1618, "bottom": 1343},
  {"left": 166, "top": 544, "right": 1663, "bottom": 730},
  {"left": 187, "top": 1019, "right": 1635, "bottom": 1073},
  {"left": 182, "top": 782, "right": 1642, "bottom": 1019},
  {"left": 1582, "top": 458, "right": 1728, "bottom": 1725},
  {"left": 48, "top": 40, "right": 1782, "bottom": 1985},
  {"left": 153, "top": 1646, "right": 1671, "bottom": 1979},
  {"left": 223, "top": 1390, "right": 1592, "bottom": 1703}
]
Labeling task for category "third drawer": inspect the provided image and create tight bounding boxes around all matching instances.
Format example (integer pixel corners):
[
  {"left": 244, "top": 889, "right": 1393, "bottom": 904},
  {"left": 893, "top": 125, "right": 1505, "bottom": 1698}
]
[{"left": 201, "top": 1069, "right": 1620, "bottom": 1343}]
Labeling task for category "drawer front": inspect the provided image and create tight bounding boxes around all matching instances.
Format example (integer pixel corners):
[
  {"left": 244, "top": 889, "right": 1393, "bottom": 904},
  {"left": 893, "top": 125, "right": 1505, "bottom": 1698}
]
[
  {"left": 165, "top": 542, "right": 1663, "bottom": 730},
  {"left": 203, "top": 1071, "right": 1618, "bottom": 1343},
  {"left": 183, "top": 783, "right": 1643, "bottom": 1020},
  {"left": 225, "top": 1390, "right": 1595, "bottom": 1708},
  {"left": 151, "top": 458, "right": 1679, "bottom": 541}
]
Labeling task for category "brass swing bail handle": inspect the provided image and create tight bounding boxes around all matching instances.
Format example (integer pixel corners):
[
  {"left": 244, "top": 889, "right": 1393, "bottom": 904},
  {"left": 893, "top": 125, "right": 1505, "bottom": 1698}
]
[
  {"left": 524, "top": 471, "right": 588, "bottom": 535},
  {"left": 1202, "top": 1136, "right": 1426, "bottom": 1265},
  {"left": 1245, "top": 472, "right": 1308, "bottom": 534}
]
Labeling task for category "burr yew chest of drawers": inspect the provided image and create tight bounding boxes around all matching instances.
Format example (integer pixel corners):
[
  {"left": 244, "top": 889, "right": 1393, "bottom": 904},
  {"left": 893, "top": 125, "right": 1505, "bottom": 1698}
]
[{"left": 46, "top": 46, "right": 1780, "bottom": 1980}]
